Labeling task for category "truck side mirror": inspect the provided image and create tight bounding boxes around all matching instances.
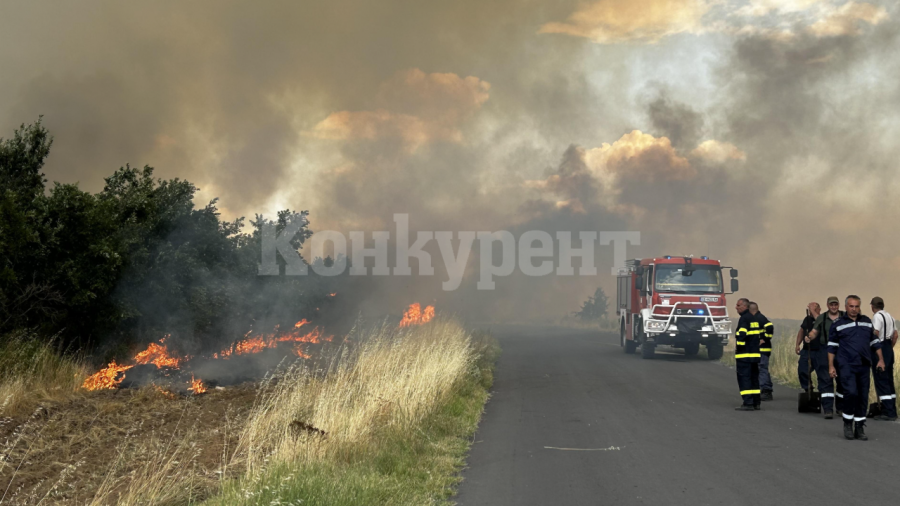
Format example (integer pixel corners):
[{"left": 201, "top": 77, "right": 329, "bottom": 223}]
[
  {"left": 635, "top": 266, "right": 645, "bottom": 276},
  {"left": 635, "top": 276, "right": 643, "bottom": 292},
  {"left": 730, "top": 268, "right": 738, "bottom": 278},
  {"left": 731, "top": 279, "right": 739, "bottom": 292}
]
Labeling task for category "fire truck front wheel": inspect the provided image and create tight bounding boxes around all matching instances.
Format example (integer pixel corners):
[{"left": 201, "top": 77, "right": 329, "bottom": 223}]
[
  {"left": 641, "top": 341, "right": 655, "bottom": 359},
  {"left": 706, "top": 343, "right": 724, "bottom": 360}
]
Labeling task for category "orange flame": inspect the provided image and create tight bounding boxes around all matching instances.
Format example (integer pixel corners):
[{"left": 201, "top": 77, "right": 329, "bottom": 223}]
[
  {"left": 154, "top": 385, "right": 177, "bottom": 399},
  {"left": 82, "top": 361, "right": 134, "bottom": 391},
  {"left": 214, "top": 322, "right": 332, "bottom": 358},
  {"left": 398, "top": 303, "right": 435, "bottom": 327},
  {"left": 293, "top": 345, "right": 312, "bottom": 359},
  {"left": 83, "top": 320, "right": 330, "bottom": 391},
  {"left": 188, "top": 374, "right": 207, "bottom": 394},
  {"left": 134, "top": 340, "right": 182, "bottom": 369}
]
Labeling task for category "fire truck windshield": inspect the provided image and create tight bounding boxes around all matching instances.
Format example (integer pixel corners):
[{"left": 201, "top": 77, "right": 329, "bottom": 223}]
[{"left": 654, "top": 265, "right": 723, "bottom": 294}]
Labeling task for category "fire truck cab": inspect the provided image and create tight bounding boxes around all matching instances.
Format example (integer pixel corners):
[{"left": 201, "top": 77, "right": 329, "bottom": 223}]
[{"left": 616, "top": 256, "right": 739, "bottom": 359}]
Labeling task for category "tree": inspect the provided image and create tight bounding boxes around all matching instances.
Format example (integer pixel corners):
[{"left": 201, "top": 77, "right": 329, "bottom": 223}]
[
  {"left": 0, "top": 119, "right": 56, "bottom": 332},
  {"left": 0, "top": 119, "right": 332, "bottom": 359},
  {"left": 574, "top": 287, "right": 609, "bottom": 322}
]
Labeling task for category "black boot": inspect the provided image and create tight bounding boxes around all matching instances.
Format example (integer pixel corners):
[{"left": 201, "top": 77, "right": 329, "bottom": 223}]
[
  {"left": 855, "top": 422, "right": 868, "bottom": 441},
  {"left": 761, "top": 391, "right": 773, "bottom": 401},
  {"left": 843, "top": 421, "right": 854, "bottom": 440},
  {"left": 735, "top": 405, "right": 754, "bottom": 411}
]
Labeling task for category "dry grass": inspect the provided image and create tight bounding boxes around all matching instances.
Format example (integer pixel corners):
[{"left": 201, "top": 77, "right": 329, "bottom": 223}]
[
  {"left": 205, "top": 317, "right": 491, "bottom": 506},
  {"left": 0, "top": 331, "right": 91, "bottom": 417},
  {"left": 0, "top": 318, "right": 494, "bottom": 505},
  {"left": 0, "top": 383, "right": 255, "bottom": 505}
]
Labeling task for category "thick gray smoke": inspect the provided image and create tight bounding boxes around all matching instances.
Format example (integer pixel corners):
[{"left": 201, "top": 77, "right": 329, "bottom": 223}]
[{"left": 2, "top": 0, "right": 899, "bottom": 320}]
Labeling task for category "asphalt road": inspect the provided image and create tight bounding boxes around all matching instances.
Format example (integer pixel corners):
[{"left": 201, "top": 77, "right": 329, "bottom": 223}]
[{"left": 456, "top": 325, "right": 900, "bottom": 506}]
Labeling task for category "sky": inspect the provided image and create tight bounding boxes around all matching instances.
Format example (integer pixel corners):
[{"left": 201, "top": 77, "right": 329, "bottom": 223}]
[{"left": 1, "top": 0, "right": 898, "bottom": 320}]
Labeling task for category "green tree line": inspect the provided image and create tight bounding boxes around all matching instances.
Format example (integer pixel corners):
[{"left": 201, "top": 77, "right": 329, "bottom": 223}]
[{"left": 0, "top": 119, "right": 331, "bottom": 359}]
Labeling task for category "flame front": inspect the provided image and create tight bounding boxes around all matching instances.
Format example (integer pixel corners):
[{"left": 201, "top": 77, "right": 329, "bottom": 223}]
[
  {"left": 83, "top": 320, "right": 330, "bottom": 393},
  {"left": 214, "top": 322, "right": 331, "bottom": 358},
  {"left": 399, "top": 303, "right": 435, "bottom": 327},
  {"left": 133, "top": 338, "right": 182, "bottom": 369},
  {"left": 188, "top": 374, "right": 207, "bottom": 394},
  {"left": 82, "top": 361, "right": 134, "bottom": 391}
]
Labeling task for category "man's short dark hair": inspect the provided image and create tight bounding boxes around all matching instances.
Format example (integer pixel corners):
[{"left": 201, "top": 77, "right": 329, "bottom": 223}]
[
  {"left": 738, "top": 298, "right": 750, "bottom": 305},
  {"left": 846, "top": 295, "right": 861, "bottom": 305},
  {"left": 749, "top": 302, "right": 759, "bottom": 311}
]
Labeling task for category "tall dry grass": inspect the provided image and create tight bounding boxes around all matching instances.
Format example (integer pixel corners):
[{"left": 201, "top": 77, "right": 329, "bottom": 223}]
[
  {"left": 232, "top": 317, "right": 474, "bottom": 476},
  {"left": 0, "top": 330, "right": 90, "bottom": 416},
  {"left": 204, "top": 317, "right": 486, "bottom": 505},
  {"left": 0, "top": 318, "right": 491, "bottom": 505}
]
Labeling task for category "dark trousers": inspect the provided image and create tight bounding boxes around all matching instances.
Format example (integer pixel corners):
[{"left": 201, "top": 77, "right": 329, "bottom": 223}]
[
  {"left": 800, "top": 347, "right": 838, "bottom": 412},
  {"left": 834, "top": 358, "right": 844, "bottom": 412},
  {"left": 759, "top": 354, "right": 772, "bottom": 392},
  {"left": 737, "top": 359, "right": 760, "bottom": 406},
  {"left": 873, "top": 344, "right": 896, "bottom": 418},
  {"left": 838, "top": 362, "right": 870, "bottom": 425}
]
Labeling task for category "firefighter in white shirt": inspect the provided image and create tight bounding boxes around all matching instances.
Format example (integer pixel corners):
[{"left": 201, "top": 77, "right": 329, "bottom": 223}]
[{"left": 871, "top": 296, "right": 898, "bottom": 421}]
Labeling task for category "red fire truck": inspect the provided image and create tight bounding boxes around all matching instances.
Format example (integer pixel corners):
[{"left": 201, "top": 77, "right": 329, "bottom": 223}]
[{"left": 616, "top": 256, "right": 739, "bottom": 359}]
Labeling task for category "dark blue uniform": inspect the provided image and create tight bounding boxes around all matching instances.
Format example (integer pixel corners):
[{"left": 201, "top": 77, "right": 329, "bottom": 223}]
[
  {"left": 814, "top": 311, "right": 846, "bottom": 413},
  {"left": 758, "top": 314, "right": 774, "bottom": 394},
  {"left": 735, "top": 312, "right": 763, "bottom": 406},
  {"left": 829, "top": 314, "right": 881, "bottom": 425}
]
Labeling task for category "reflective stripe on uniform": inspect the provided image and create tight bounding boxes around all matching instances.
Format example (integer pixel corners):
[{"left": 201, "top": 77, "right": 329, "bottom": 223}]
[
  {"left": 740, "top": 389, "right": 761, "bottom": 395},
  {"left": 836, "top": 392, "right": 844, "bottom": 398},
  {"left": 828, "top": 342, "right": 839, "bottom": 347},
  {"left": 837, "top": 322, "right": 856, "bottom": 332},
  {"left": 821, "top": 393, "right": 835, "bottom": 398},
  {"left": 854, "top": 417, "right": 866, "bottom": 422},
  {"left": 736, "top": 341, "right": 746, "bottom": 345},
  {"left": 859, "top": 322, "right": 873, "bottom": 328},
  {"left": 880, "top": 395, "right": 894, "bottom": 400},
  {"left": 871, "top": 339, "right": 880, "bottom": 346},
  {"left": 750, "top": 322, "right": 760, "bottom": 328},
  {"left": 760, "top": 348, "right": 771, "bottom": 352},
  {"left": 735, "top": 353, "right": 761, "bottom": 359},
  {"left": 842, "top": 412, "right": 854, "bottom": 420}
]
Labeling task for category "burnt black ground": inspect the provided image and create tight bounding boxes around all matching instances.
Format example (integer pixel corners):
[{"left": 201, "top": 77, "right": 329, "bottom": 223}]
[{"left": 456, "top": 325, "right": 900, "bottom": 506}]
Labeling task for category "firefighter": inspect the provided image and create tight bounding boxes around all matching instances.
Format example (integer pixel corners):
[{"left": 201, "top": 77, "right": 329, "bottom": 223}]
[
  {"left": 734, "top": 300, "right": 763, "bottom": 411},
  {"left": 870, "top": 296, "right": 898, "bottom": 421},
  {"left": 828, "top": 295, "right": 886, "bottom": 440},
  {"left": 796, "top": 302, "right": 821, "bottom": 391},
  {"left": 808, "top": 296, "right": 845, "bottom": 418},
  {"left": 757, "top": 306, "right": 775, "bottom": 401}
]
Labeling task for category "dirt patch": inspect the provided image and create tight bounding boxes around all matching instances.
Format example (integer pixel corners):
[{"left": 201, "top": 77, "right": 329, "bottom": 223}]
[{"left": 0, "top": 384, "right": 258, "bottom": 505}]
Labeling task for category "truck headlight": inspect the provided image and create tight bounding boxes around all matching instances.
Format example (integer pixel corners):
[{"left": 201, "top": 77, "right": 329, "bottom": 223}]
[
  {"left": 645, "top": 320, "right": 666, "bottom": 331},
  {"left": 714, "top": 322, "right": 731, "bottom": 333}
]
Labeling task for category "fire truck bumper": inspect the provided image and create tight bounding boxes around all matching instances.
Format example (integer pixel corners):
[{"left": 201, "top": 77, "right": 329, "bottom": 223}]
[{"left": 644, "top": 323, "right": 731, "bottom": 346}]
